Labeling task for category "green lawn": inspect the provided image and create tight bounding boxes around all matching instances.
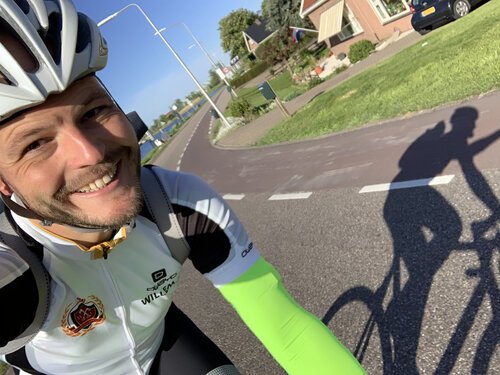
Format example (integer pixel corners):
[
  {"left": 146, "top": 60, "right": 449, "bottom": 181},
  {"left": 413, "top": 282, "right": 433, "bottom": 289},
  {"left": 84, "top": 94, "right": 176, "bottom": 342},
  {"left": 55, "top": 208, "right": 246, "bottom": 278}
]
[
  {"left": 236, "top": 86, "right": 267, "bottom": 108},
  {"left": 256, "top": 0, "right": 500, "bottom": 145},
  {"left": 235, "top": 71, "right": 305, "bottom": 108}
]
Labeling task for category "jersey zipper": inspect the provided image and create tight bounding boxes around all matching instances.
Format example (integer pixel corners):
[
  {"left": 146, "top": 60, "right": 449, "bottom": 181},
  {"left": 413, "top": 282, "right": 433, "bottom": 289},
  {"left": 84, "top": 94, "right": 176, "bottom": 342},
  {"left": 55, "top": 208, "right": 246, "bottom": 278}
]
[{"left": 99, "top": 261, "right": 144, "bottom": 374}]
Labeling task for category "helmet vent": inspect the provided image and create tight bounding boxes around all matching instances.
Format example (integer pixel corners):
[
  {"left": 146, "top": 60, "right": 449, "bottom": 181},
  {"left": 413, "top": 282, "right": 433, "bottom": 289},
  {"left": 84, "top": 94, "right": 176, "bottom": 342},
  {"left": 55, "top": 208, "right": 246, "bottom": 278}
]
[
  {"left": 0, "top": 71, "right": 13, "bottom": 86},
  {"left": 13, "top": 0, "right": 30, "bottom": 14},
  {"left": 0, "top": 18, "right": 39, "bottom": 73},
  {"left": 75, "top": 13, "right": 91, "bottom": 53},
  {"left": 44, "top": 12, "right": 62, "bottom": 65}
]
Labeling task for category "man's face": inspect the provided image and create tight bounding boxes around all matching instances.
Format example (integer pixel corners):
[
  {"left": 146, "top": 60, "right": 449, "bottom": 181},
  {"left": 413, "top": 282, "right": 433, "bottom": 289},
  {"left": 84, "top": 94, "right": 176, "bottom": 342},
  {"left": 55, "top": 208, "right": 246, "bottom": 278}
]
[{"left": 0, "top": 76, "right": 143, "bottom": 229}]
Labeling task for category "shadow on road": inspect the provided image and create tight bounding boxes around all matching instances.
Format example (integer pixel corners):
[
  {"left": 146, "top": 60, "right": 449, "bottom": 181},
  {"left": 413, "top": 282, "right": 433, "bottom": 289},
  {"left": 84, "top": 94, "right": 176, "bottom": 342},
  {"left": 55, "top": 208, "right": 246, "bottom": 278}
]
[{"left": 322, "top": 107, "right": 499, "bottom": 374}]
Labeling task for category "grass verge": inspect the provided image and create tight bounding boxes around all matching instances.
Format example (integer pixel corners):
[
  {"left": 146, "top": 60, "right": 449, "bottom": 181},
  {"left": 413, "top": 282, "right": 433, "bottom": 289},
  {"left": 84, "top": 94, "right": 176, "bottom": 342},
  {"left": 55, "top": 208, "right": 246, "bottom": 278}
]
[
  {"left": 256, "top": 1, "right": 500, "bottom": 145},
  {"left": 235, "top": 71, "right": 305, "bottom": 108}
]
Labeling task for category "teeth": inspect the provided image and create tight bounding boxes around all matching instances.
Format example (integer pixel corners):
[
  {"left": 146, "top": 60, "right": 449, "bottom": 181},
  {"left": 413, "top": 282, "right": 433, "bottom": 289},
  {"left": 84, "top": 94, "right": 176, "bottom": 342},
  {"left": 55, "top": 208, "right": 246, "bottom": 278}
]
[
  {"left": 102, "top": 174, "right": 112, "bottom": 184},
  {"left": 77, "top": 166, "right": 117, "bottom": 193}
]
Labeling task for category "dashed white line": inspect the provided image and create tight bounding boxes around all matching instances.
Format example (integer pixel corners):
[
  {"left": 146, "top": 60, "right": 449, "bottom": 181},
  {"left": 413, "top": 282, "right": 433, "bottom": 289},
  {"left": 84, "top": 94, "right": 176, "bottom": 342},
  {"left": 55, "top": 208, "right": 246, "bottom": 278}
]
[
  {"left": 208, "top": 117, "right": 214, "bottom": 135},
  {"left": 223, "top": 194, "right": 246, "bottom": 200},
  {"left": 268, "top": 192, "right": 313, "bottom": 201},
  {"left": 176, "top": 119, "right": 203, "bottom": 171},
  {"left": 359, "top": 175, "right": 455, "bottom": 193}
]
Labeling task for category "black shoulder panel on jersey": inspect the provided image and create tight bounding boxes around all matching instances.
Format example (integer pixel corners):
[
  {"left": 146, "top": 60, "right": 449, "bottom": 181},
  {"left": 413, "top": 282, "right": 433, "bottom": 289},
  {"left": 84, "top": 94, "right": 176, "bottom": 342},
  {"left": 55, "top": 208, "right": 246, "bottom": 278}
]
[
  {"left": 0, "top": 270, "right": 39, "bottom": 348},
  {"left": 4, "top": 208, "right": 43, "bottom": 261},
  {"left": 172, "top": 204, "right": 230, "bottom": 274},
  {"left": 5, "top": 344, "right": 45, "bottom": 374}
]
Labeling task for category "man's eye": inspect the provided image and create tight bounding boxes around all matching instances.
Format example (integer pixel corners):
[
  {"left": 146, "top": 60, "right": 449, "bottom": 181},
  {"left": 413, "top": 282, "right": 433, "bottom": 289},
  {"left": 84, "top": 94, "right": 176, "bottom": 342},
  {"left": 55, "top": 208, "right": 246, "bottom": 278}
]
[
  {"left": 82, "top": 106, "right": 108, "bottom": 121},
  {"left": 24, "top": 140, "right": 44, "bottom": 154}
]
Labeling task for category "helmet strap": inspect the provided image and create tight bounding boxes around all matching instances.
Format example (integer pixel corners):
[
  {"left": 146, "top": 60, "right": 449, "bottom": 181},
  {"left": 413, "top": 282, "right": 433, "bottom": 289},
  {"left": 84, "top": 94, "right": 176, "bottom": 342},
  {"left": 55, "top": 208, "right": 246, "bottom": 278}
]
[
  {"left": 1, "top": 192, "right": 44, "bottom": 221},
  {"left": 1, "top": 193, "right": 113, "bottom": 234}
]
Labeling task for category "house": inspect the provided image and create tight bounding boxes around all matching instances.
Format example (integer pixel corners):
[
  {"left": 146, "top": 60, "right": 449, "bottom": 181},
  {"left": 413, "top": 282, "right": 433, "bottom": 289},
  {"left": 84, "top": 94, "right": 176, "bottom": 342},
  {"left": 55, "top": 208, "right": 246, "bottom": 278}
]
[
  {"left": 300, "top": 0, "right": 413, "bottom": 56},
  {"left": 242, "top": 19, "right": 277, "bottom": 55}
]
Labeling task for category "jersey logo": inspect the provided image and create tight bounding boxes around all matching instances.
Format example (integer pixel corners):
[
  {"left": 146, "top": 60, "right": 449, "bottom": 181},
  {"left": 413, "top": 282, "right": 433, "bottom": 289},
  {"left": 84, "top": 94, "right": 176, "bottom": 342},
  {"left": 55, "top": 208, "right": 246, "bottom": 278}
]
[
  {"left": 241, "top": 242, "right": 253, "bottom": 258},
  {"left": 146, "top": 269, "right": 178, "bottom": 292},
  {"left": 152, "top": 269, "right": 167, "bottom": 283},
  {"left": 61, "top": 295, "right": 106, "bottom": 337},
  {"left": 142, "top": 269, "right": 178, "bottom": 305}
]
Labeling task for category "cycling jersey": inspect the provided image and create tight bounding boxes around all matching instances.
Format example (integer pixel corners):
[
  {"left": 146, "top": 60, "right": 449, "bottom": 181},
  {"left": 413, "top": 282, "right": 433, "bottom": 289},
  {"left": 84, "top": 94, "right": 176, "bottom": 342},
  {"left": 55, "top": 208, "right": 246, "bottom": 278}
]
[
  {"left": 0, "top": 166, "right": 366, "bottom": 375},
  {"left": 0, "top": 167, "right": 259, "bottom": 374}
]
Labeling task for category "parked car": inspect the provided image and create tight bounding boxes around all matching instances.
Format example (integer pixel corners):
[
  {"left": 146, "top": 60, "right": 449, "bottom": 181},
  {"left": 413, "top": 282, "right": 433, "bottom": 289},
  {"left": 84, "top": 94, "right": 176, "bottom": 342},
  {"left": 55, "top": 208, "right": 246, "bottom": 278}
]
[{"left": 409, "top": 0, "right": 484, "bottom": 34}]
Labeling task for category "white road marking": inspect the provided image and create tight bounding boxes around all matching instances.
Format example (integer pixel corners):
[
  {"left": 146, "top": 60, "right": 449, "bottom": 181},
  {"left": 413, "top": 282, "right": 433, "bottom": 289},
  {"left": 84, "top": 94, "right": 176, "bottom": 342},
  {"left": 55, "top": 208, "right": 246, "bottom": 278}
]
[
  {"left": 269, "top": 192, "right": 313, "bottom": 200},
  {"left": 208, "top": 117, "right": 213, "bottom": 135},
  {"left": 223, "top": 194, "right": 245, "bottom": 200},
  {"left": 359, "top": 175, "right": 455, "bottom": 193},
  {"left": 176, "top": 117, "right": 205, "bottom": 171}
]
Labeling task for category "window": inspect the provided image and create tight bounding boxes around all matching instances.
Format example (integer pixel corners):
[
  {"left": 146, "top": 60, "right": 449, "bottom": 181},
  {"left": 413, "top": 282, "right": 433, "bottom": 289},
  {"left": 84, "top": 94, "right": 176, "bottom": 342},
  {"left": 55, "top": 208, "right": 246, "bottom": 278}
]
[
  {"left": 370, "top": 0, "right": 411, "bottom": 22},
  {"left": 338, "top": 6, "right": 363, "bottom": 41}
]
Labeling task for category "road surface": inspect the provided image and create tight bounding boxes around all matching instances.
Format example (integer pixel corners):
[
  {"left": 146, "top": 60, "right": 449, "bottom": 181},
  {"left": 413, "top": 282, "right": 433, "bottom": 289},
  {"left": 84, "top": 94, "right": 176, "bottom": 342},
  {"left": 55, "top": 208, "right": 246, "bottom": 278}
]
[{"left": 154, "top": 91, "right": 499, "bottom": 374}]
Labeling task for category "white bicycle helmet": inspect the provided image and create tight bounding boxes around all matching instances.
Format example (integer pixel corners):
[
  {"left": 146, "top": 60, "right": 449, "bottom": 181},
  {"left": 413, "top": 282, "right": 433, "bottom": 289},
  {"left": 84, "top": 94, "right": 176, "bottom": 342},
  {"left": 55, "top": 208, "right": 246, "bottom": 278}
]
[
  {"left": 0, "top": 0, "right": 108, "bottom": 123},
  {"left": 0, "top": 0, "right": 111, "bottom": 228}
]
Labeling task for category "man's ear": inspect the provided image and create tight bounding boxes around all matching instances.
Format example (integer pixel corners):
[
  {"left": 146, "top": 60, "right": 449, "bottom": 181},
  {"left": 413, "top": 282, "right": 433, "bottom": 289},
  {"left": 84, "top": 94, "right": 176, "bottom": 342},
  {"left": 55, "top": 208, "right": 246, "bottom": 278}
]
[{"left": 0, "top": 177, "right": 13, "bottom": 196}]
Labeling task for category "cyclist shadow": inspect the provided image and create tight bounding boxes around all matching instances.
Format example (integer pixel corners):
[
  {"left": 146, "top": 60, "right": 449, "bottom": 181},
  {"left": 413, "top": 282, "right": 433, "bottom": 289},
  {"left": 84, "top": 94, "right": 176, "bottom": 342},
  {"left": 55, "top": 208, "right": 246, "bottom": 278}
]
[{"left": 323, "top": 107, "right": 499, "bottom": 374}]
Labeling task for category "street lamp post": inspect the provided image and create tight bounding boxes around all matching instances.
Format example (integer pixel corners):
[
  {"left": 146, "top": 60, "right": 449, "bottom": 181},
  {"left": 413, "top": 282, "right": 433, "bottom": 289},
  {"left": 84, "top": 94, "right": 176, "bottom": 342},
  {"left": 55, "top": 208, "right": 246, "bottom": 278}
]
[
  {"left": 97, "top": 3, "right": 232, "bottom": 129},
  {"left": 176, "top": 22, "right": 237, "bottom": 97}
]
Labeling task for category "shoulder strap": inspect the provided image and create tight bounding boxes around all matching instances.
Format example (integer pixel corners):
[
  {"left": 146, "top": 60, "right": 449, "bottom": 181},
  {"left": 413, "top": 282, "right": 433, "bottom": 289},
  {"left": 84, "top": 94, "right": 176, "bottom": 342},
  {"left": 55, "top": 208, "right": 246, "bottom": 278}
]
[
  {"left": 0, "top": 205, "right": 50, "bottom": 355},
  {"left": 140, "top": 166, "right": 191, "bottom": 264}
]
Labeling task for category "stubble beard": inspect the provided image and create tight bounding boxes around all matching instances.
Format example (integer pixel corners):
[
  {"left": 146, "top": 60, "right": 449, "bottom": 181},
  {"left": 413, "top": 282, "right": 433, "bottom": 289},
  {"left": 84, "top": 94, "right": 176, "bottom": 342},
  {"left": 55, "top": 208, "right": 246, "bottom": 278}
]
[{"left": 15, "top": 150, "right": 144, "bottom": 230}]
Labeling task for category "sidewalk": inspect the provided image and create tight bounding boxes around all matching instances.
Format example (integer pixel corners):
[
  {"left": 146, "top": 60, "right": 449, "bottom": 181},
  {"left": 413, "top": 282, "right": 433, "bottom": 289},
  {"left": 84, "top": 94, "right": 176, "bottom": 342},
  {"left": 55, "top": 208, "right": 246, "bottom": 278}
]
[{"left": 216, "top": 30, "right": 423, "bottom": 149}]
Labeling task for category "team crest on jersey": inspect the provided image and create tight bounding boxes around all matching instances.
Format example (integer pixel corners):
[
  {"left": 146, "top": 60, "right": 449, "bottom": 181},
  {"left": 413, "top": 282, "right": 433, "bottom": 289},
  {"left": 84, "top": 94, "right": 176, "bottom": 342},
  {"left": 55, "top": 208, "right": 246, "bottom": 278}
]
[{"left": 61, "top": 295, "right": 106, "bottom": 337}]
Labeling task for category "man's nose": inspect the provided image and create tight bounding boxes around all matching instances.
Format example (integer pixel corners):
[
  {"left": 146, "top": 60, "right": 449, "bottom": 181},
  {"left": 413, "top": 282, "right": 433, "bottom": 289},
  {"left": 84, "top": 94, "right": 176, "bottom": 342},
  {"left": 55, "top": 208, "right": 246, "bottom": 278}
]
[{"left": 62, "top": 127, "right": 106, "bottom": 168}]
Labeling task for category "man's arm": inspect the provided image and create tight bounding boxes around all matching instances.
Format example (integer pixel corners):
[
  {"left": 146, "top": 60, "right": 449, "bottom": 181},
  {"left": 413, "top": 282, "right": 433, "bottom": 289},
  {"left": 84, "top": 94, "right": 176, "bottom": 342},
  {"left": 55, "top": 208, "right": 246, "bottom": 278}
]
[
  {"left": 0, "top": 245, "right": 39, "bottom": 349},
  {"left": 154, "top": 168, "right": 365, "bottom": 373},
  {"left": 468, "top": 130, "right": 500, "bottom": 156},
  {"left": 219, "top": 257, "right": 366, "bottom": 374}
]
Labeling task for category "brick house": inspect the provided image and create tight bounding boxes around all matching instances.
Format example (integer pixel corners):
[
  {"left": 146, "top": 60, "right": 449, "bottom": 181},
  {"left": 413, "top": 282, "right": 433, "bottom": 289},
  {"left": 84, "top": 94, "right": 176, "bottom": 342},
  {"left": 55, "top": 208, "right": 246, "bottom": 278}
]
[{"left": 300, "top": 0, "right": 413, "bottom": 56}]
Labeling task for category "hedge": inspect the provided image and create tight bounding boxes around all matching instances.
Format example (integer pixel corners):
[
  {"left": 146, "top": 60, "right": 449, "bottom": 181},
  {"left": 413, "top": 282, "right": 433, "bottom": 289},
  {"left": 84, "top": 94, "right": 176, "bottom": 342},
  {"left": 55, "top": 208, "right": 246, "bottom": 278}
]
[{"left": 230, "top": 61, "right": 271, "bottom": 88}]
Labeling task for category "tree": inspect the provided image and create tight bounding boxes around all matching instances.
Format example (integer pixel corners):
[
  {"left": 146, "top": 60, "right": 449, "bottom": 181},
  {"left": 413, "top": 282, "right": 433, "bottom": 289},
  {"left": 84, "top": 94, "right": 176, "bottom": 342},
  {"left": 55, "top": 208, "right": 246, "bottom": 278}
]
[
  {"left": 173, "top": 98, "right": 185, "bottom": 110},
  {"left": 261, "top": 0, "right": 313, "bottom": 31},
  {"left": 207, "top": 68, "right": 222, "bottom": 90},
  {"left": 258, "top": 29, "right": 298, "bottom": 75},
  {"left": 186, "top": 90, "right": 202, "bottom": 101},
  {"left": 159, "top": 114, "right": 172, "bottom": 123},
  {"left": 219, "top": 8, "right": 258, "bottom": 59},
  {"left": 149, "top": 118, "right": 164, "bottom": 134}
]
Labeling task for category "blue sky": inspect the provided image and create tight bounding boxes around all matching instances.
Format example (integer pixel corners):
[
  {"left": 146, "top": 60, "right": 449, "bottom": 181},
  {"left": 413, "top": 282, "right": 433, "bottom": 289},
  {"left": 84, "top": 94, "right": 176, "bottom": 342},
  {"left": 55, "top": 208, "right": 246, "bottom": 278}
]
[{"left": 73, "top": 0, "right": 263, "bottom": 125}]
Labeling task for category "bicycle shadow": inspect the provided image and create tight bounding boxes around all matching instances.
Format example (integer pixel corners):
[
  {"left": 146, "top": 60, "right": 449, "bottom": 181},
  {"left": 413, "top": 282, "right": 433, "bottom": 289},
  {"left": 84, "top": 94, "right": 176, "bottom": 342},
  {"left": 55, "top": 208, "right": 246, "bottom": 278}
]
[{"left": 323, "top": 107, "right": 499, "bottom": 374}]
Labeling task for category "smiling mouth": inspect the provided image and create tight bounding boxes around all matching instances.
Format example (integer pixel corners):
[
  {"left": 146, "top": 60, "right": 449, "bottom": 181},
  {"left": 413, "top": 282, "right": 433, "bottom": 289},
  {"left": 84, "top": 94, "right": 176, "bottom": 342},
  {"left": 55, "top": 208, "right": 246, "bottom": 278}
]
[{"left": 76, "top": 164, "right": 118, "bottom": 193}]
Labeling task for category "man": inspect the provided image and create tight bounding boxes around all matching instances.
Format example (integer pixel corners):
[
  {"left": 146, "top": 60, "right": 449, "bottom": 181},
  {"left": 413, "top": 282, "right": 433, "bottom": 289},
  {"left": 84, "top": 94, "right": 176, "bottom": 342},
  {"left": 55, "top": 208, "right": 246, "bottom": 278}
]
[{"left": 0, "top": 0, "right": 365, "bottom": 374}]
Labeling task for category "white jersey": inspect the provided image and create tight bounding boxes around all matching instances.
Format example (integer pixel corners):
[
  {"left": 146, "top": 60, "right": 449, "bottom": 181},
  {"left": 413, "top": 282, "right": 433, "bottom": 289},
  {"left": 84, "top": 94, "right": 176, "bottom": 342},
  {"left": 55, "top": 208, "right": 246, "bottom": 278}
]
[{"left": 0, "top": 167, "right": 260, "bottom": 374}]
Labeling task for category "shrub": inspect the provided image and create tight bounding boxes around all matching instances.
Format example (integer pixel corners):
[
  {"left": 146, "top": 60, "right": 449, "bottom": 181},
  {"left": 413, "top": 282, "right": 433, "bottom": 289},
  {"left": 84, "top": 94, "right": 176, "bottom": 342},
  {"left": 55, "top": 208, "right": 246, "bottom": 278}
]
[
  {"left": 230, "top": 61, "right": 270, "bottom": 88},
  {"left": 228, "top": 97, "right": 253, "bottom": 120},
  {"left": 251, "top": 103, "right": 270, "bottom": 117},
  {"left": 211, "top": 119, "right": 222, "bottom": 139},
  {"left": 334, "top": 64, "right": 349, "bottom": 74},
  {"left": 283, "top": 89, "right": 306, "bottom": 102},
  {"left": 348, "top": 39, "right": 375, "bottom": 64},
  {"left": 307, "top": 76, "right": 323, "bottom": 89}
]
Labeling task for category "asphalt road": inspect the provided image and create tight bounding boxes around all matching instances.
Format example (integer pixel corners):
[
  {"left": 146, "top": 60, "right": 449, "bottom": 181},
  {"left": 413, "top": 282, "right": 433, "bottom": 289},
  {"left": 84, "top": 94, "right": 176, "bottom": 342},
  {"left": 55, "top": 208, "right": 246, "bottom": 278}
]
[
  {"left": 154, "top": 92, "right": 499, "bottom": 374},
  {"left": 158, "top": 91, "right": 499, "bottom": 196}
]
